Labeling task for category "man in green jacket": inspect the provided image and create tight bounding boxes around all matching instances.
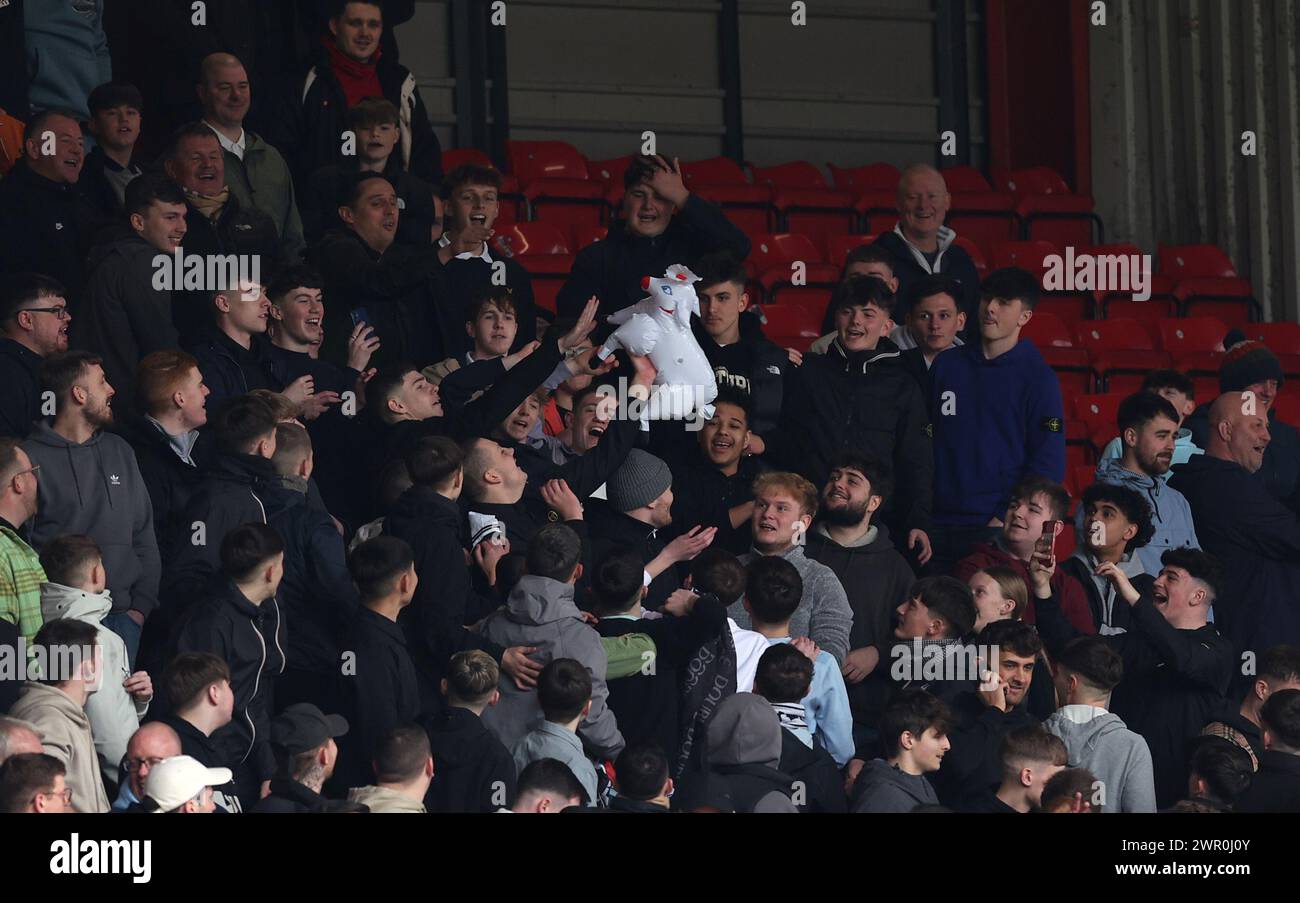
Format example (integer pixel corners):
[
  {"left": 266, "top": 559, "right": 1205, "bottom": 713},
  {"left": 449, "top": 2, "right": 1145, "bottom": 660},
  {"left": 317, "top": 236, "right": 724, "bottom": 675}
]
[
  {"left": 0, "top": 438, "right": 45, "bottom": 642},
  {"left": 199, "top": 53, "right": 305, "bottom": 263}
]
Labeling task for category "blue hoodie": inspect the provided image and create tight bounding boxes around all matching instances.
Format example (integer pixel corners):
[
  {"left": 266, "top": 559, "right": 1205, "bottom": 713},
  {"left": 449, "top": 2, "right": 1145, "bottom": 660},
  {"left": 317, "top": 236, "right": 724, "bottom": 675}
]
[
  {"left": 930, "top": 339, "right": 1066, "bottom": 525},
  {"left": 1099, "top": 429, "right": 1203, "bottom": 476},
  {"left": 1082, "top": 458, "right": 1201, "bottom": 575},
  {"left": 24, "top": 0, "right": 112, "bottom": 120}
]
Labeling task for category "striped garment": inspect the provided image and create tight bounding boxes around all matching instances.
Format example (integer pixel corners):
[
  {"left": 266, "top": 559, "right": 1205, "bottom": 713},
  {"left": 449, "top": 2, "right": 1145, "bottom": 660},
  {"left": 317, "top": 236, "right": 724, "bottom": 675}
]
[{"left": 0, "top": 524, "right": 45, "bottom": 641}]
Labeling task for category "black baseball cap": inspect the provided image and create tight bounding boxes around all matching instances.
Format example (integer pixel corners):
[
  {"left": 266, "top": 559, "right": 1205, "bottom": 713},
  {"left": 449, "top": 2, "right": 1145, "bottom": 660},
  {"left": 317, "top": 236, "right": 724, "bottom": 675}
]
[{"left": 270, "top": 703, "right": 349, "bottom": 755}]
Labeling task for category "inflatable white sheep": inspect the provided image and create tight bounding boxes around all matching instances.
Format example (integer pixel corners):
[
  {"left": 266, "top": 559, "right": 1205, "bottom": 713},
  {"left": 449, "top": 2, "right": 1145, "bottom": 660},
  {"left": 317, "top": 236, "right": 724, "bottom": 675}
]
[{"left": 596, "top": 264, "right": 718, "bottom": 426}]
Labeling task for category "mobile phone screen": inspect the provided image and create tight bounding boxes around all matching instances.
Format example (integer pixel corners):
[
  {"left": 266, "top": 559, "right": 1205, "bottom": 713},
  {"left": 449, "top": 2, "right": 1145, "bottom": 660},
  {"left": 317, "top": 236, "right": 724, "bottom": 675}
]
[{"left": 1036, "top": 520, "right": 1062, "bottom": 565}]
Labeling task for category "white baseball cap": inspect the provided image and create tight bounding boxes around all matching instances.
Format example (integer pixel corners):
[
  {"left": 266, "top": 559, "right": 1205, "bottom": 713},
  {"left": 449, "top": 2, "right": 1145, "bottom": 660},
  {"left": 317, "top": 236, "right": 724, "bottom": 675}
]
[{"left": 143, "top": 756, "right": 232, "bottom": 812}]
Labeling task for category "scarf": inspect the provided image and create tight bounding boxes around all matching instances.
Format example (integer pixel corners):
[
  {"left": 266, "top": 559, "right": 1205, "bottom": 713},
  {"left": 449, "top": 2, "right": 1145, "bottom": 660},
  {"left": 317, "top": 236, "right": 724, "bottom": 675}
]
[
  {"left": 184, "top": 186, "right": 230, "bottom": 222},
  {"left": 770, "top": 701, "right": 808, "bottom": 735},
  {"left": 325, "top": 37, "right": 384, "bottom": 108}
]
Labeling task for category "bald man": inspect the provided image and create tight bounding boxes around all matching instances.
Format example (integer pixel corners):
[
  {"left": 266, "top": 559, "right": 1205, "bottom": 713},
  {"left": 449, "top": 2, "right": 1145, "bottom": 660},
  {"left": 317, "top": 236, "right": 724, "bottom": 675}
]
[
  {"left": 199, "top": 52, "right": 305, "bottom": 260},
  {"left": 1169, "top": 392, "right": 1300, "bottom": 650},
  {"left": 112, "top": 722, "right": 182, "bottom": 811},
  {"left": 871, "top": 164, "right": 982, "bottom": 334},
  {"left": 0, "top": 717, "right": 43, "bottom": 766}
]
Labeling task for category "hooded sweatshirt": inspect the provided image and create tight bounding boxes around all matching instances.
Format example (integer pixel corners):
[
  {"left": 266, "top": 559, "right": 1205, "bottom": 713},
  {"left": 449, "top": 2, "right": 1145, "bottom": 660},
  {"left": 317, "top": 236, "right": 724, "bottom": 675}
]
[
  {"left": 1087, "top": 458, "right": 1201, "bottom": 576},
  {"left": 734, "top": 544, "right": 854, "bottom": 665},
  {"left": 424, "top": 706, "right": 518, "bottom": 813},
  {"left": 703, "top": 692, "right": 798, "bottom": 813},
  {"left": 873, "top": 226, "right": 981, "bottom": 329},
  {"left": 39, "top": 581, "right": 149, "bottom": 786},
  {"left": 9, "top": 681, "right": 111, "bottom": 813},
  {"left": 852, "top": 757, "right": 940, "bottom": 813},
  {"left": 479, "top": 575, "right": 624, "bottom": 758},
  {"left": 347, "top": 785, "right": 427, "bottom": 814},
  {"left": 1060, "top": 547, "right": 1151, "bottom": 636},
  {"left": 22, "top": 423, "right": 161, "bottom": 618},
  {"left": 1043, "top": 705, "right": 1157, "bottom": 813}
]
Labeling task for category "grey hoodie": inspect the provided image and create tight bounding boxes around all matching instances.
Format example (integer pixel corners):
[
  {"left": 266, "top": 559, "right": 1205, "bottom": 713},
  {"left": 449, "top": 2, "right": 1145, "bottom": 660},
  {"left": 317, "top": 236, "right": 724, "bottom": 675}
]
[
  {"left": 735, "top": 544, "right": 854, "bottom": 665},
  {"left": 39, "top": 581, "right": 148, "bottom": 786},
  {"left": 480, "top": 575, "right": 624, "bottom": 759},
  {"left": 1043, "top": 705, "right": 1157, "bottom": 813},
  {"left": 852, "top": 757, "right": 940, "bottom": 813},
  {"left": 1086, "top": 458, "right": 1200, "bottom": 576},
  {"left": 23, "top": 422, "right": 161, "bottom": 617}
]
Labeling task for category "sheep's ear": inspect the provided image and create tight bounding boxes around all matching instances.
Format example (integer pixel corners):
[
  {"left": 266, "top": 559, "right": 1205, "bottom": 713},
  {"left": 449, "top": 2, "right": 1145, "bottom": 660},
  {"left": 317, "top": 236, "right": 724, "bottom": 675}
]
[
  {"left": 641, "top": 275, "right": 653, "bottom": 291},
  {"left": 665, "top": 264, "right": 699, "bottom": 284}
]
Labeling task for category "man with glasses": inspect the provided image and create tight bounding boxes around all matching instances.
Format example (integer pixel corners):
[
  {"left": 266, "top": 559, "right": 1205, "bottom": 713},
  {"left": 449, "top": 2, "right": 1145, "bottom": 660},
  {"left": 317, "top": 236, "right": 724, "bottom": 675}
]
[
  {"left": 0, "top": 437, "right": 45, "bottom": 642},
  {"left": 111, "top": 722, "right": 181, "bottom": 812},
  {"left": 0, "top": 274, "right": 71, "bottom": 439},
  {"left": 0, "top": 753, "right": 73, "bottom": 813}
]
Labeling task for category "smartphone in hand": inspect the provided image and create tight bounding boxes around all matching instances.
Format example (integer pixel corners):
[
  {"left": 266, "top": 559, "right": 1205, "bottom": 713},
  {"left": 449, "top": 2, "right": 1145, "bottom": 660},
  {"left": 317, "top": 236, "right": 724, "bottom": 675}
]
[{"left": 1035, "top": 520, "right": 1063, "bottom": 567}]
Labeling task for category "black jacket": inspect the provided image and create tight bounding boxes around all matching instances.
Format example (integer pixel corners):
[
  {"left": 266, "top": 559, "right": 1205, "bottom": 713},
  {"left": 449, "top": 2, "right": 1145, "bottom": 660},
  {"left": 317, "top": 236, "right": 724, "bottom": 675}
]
[
  {"left": 176, "top": 579, "right": 286, "bottom": 786},
  {"left": 1059, "top": 554, "right": 1155, "bottom": 637},
  {"left": 0, "top": 0, "right": 27, "bottom": 119},
  {"left": 78, "top": 147, "right": 142, "bottom": 223},
  {"left": 171, "top": 195, "right": 282, "bottom": 347},
  {"left": 767, "top": 337, "right": 933, "bottom": 538},
  {"left": 1185, "top": 404, "right": 1300, "bottom": 515},
  {"left": 188, "top": 329, "right": 279, "bottom": 414},
  {"left": 803, "top": 522, "right": 916, "bottom": 728},
  {"left": 0, "top": 338, "right": 43, "bottom": 439},
  {"left": 386, "top": 487, "right": 505, "bottom": 713},
  {"left": 336, "top": 608, "right": 421, "bottom": 789},
  {"left": 112, "top": 413, "right": 204, "bottom": 567},
  {"left": 586, "top": 505, "right": 678, "bottom": 611},
  {"left": 596, "top": 596, "right": 727, "bottom": 759},
  {"left": 556, "top": 196, "right": 751, "bottom": 325},
  {"left": 160, "top": 453, "right": 278, "bottom": 617},
  {"left": 423, "top": 706, "right": 517, "bottom": 813},
  {"left": 252, "top": 778, "right": 328, "bottom": 813},
  {"left": 1234, "top": 750, "right": 1300, "bottom": 813},
  {"left": 668, "top": 454, "right": 768, "bottom": 556},
  {"left": 931, "top": 693, "right": 1036, "bottom": 809},
  {"left": 0, "top": 161, "right": 103, "bottom": 308},
  {"left": 1167, "top": 454, "right": 1300, "bottom": 653},
  {"left": 694, "top": 311, "right": 788, "bottom": 437},
  {"left": 303, "top": 158, "right": 437, "bottom": 248},
  {"left": 261, "top": 477, "right": 359, "bottom": 676},
  {"left": 263, "top": 43, "right": 442, "bottom": 195},
  {"left": 75, "top": 231, "right": 180, "bottom": 409},
  {"left": 306, "top": 227, "right": 455, "bottom": 370},
  {"left": 872, "top": 230, "right": 982, "bottom": 333},
  {"left": 778, "top": 726, "right": 848, "bottom": 813}
]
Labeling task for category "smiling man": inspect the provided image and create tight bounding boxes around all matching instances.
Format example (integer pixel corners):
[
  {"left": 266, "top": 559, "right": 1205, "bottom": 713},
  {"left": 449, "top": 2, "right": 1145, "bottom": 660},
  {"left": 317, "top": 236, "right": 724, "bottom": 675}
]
[
  {"left": 200, "top": 53, "right": 305, "bottom": 262},
  {"left": 75, "top": 174, "right": 188, "bottom": 411},
  {"left": 0, "top": 110, "right": 101, "bottom": 308},
  {"left": 1169, "top": 393, "right": 1300, "bottom": 653},
  {"left": 871, "top": 164, "right": 981, "bottom": 334},
  {"left": 762, "top": 275, "right": 933, "bottom": 567},
  {"left": 82, "top": 82, "right": 145, "bottom": 221},
  {"left": 853, "top": 689, "right": 952, "bottom": 812},
  {"left": 556, "top": 154, "right": 750, "bottom": 324}
]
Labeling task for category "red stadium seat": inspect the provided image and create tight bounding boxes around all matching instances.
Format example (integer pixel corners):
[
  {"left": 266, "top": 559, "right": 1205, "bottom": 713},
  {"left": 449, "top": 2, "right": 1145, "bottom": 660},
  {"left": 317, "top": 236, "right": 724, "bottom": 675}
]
[
  {"left": 1100, "top": 296, "right": 1179, "bottom": 331},
  {"left": 506, "top": 140, "right": 607, "bottom": 231},
  {"left": 1277, "top": 354, "right": 1300, "bottom": 382},
  {"left": 750, "top": 162, "right": 856, "bottom": 243},
  {"left": 953, "top": 236, "right": 988, "bottom": 275},
  {"left": 940, "top": 166, "right": 1019, "bottom": 255},
  {"left": 1074, "top": 319, "right": 1171, "bottom": 392},
  {"left": 1070, "top": 463, "right": 1098, "bottom": 498},
  {"left": 442, "top": 147, "right": 494, "bottom": 170},
  {"left": 1023, "top": 314, "right": 1091, "bottom": 395},
  {"left": 1246, "top": 322, "right": 1300, "bottom": 356},
  {"left": 826, "top": 234, "right": 877, "bottom": 267},
  {"left": 989, "top": 240, "right": 1062, "bottom": 279},
  {"left": 747, "top": 232, "right": 824, "bottom": 271},
  {"left": 942, "top": 165, "right": 994, "bottom": 193},
  {"left": 1274, "top": 392, "right": 1300, "bottom": 428},
  {"left": 493, "top": 222, "right": 573, "bottom": 315},
  {"left": 1156, "top": 317, "right": 1229, "bottom": 358},
  {"left": 572, "top": 225, "right": 607, "bottom": 250},
  {"left": 1176, "top": 352, "right": 1226, "bottom": 382},
  {"left": 853, "top": 193, "right": 899, "bottom": 235},
  {"left": 586, "top": 155, "right": 633, "bottom": 190},
  {"left": 1000, "top": 166, "right": 1103, "bottom": 248},
  {"left": 758, "top": 303, "right": 823, "bottom": 351},
  {"left": 1057, "top": 522, "right": 1078, "bottom": 558},
  {"left": 762, "top": 268, "right": 840, "bottom": 307},
  {"left": 1037, "top": 295, "right": 1094, "bottom": 323},
  {"left": 1158, "top": 243, "right": 1239, "bottom": 279},
  {"left": 828, "top": 162, "right": 900, "bottom": 193},
  {"left": 1074, "top": 393, "right": 1127, "bottom": 449},
  {"left": 1065, "top": 419, "right": 1094, "bottom": 470},
  {"left": 1020, "top": 312, "right": 1076, "bottom": 348},
  {"left": 683, "top": 157, "right": 774, "bottom": 233}
]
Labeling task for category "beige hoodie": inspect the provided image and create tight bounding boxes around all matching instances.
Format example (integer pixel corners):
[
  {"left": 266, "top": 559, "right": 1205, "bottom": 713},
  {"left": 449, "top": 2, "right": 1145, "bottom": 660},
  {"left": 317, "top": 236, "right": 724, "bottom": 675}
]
[
  {"left": 9, "top": 681, "right": 111, "bottom": 813},
  {"left": 347, "top": 785, "right": 426, "bottom": 813}
]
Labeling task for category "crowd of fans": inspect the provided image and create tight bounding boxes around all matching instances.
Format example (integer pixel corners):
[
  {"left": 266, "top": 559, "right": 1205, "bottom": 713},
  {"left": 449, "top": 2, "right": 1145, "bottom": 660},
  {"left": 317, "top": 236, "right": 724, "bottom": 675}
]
[{"left": 2, "top": 0, "right": 1300, "bottom": 816}]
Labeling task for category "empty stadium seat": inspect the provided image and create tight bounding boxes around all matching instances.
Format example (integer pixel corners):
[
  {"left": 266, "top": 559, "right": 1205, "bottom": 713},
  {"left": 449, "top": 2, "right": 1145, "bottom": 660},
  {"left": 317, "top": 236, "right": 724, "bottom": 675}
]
[
  {"left": 1074, "top": 319, "right": 1171, "bottom": 392},
  {"left": 747, "top": 232, "right": 824, "bottom": 272},
  {"left": 1065, "top": 419, "right": 1094, "bottom": 470},
  {"left": 493, "top": 222, "right": 573, "bottom": 314},
  {"left": 442, "top": 147, "right": 494, "bottom": 170},
  {"left": 1156, "top": 316, "right": 1229, "bottom": 359},
  {"left": 683, "top": 156, "right": 774, "bottom": 233},
  {"left": 1158, "top": 243, "right": 1239, "bottom": 279},
  {"left": 1037, "top": 295, "right": 1095, "bottom": 323},
  {"left": 1172, "top": 278, "right": 1257, "bottom": 327},
  {"left": 1246, "top": 322, "right": 1300, "bottom": 355},
  {"left": 749, "top": 161, "right": 856, "bottom": 243},
  {"left": 587, "top": 155, "right": 634, "bottom": 209},
  {"left": 572, "top": 225, "right": 607, "bottom": 250},
  {"left": 941, "top": 166, "right": 1019, "bottom": 255},
  {"left": 953, "top": 237, "right": 989, "bottom": 276},
  {"left": 1000, "top": 166, "right": 1104, "bottom": 248},
  {"left": 832, "top": 162, "right": 902, "bottom": 235},
  {"left": 758, "top": 303, "right": 823, "bottom": 352},
  {"left": 1020, "top": 312, "right": 1076, "bottom": 348},
  {"left": 506, "top": 140, "right": 607, "bottom": 231},
  {"left": 826, "top": 234, "right": 877, "bottom": 268},
  {"left": 1069, "top": 463, "right": 1098, "bottom": 498},
  {"left": 828, "top": 162, "right": 900, "bottom": 193},
  {"left": 1274, "top": 392, "right": 1300, "bottom": 428},
  {"left": 989, "top": 240, "right": 1061, "bottom": 279},
  {"left": 1022, "top": 313, "right": 1091, "bottom": 395}
]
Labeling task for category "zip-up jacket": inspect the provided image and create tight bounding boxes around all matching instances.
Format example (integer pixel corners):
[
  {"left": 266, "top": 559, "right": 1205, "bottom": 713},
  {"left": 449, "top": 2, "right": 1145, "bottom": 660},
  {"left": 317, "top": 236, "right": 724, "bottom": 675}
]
[{"left": 1086, "top": 458, "right": 1200, "bottom": 575}]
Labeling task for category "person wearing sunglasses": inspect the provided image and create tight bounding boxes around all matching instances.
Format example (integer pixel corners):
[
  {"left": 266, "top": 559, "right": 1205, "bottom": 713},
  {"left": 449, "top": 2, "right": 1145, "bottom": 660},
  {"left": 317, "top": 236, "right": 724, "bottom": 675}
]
[{"left": 0, "top": 273, "right": 71, "bottom": 440}]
